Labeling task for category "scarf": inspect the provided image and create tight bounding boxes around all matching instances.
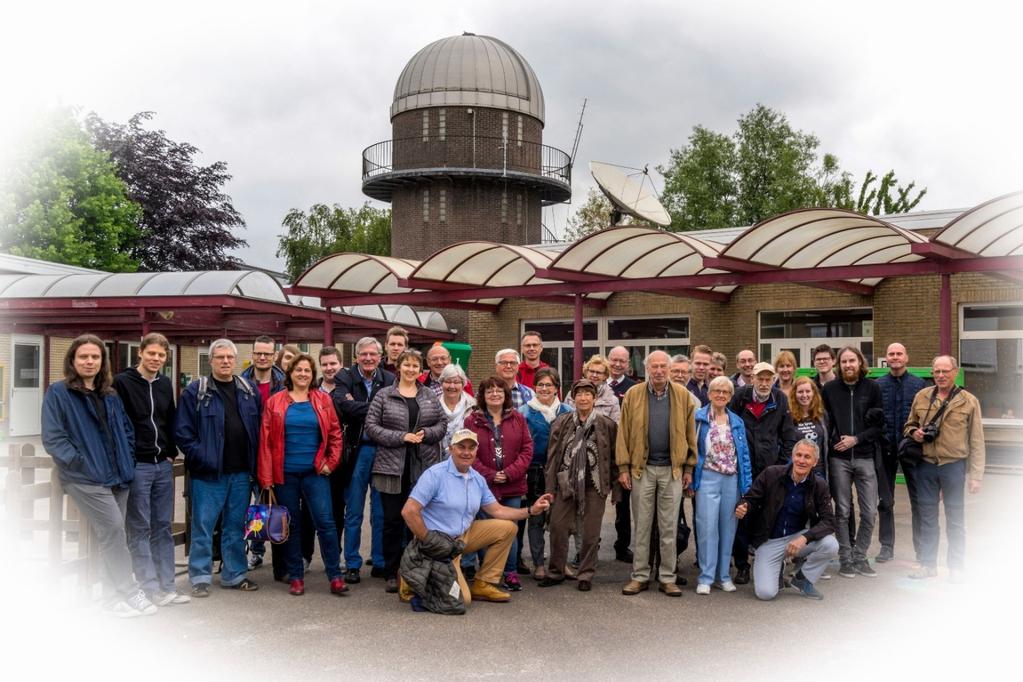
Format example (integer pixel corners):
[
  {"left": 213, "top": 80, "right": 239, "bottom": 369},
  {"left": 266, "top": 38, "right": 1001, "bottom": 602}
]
[
  {"left": 561, "top": 410, "right": 602, "bottom": 520},
  {"left": 441, "top": 393, "right": 476, "bottom": 450},
  {"left": 526, "top": 395, "right": 562, "bottom": 424}
]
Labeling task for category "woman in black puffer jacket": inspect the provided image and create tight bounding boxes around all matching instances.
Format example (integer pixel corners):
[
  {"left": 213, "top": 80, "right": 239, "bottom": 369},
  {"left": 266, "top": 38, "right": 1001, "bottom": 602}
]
[{"left": 365, "top": 350, "right": 446, "bottom": 593}]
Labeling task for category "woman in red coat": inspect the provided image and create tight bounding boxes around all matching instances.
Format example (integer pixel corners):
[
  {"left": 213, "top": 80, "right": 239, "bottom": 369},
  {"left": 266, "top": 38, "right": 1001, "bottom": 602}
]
[
  {"left": 258, "top": 353, "right": 344, "bottom": 596},
  {"left": 463, "top": 376, "right": 534, "bottom": 591}
]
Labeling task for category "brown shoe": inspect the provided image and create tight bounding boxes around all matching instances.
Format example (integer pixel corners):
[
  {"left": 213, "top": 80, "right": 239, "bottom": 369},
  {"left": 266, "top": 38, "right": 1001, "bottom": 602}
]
[
  {"left": 621, "top": 580, "right": 649, "bottom": 595},
  {"left": 659, "top": 581, "right": 683, "bottom": 597},
  {"left": 470, "top": 580, "right": 511, "bottom": 603},
  {"left": 577, "top": 580, "right": 592, "bottom": 592}
]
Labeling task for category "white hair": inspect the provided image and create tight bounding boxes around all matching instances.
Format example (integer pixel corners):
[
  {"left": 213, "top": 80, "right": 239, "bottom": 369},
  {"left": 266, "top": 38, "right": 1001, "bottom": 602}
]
[
  {"left": 644, "top": 349, "right": 670, "bottom": 368},
  {"left": 438, "top": 363, "right": 467, "bottom": 384},
  {"left": 355, "top": 337, "right": 382, "bottom": 354},
  {"left": 208, "top": 338, "right": 237, "bottom": 358},
  {"left": 495, "top": 348, "right": 520, "bottom": 364}
]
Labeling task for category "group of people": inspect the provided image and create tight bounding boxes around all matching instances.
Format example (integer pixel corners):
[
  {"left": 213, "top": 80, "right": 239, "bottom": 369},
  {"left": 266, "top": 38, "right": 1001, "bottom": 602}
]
[{"left": 40, "top": 326, "right": 985, "bottom": 617}]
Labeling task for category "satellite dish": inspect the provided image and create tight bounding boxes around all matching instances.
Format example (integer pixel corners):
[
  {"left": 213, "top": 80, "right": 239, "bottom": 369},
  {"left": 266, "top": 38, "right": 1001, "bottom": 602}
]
[{"left": 590, "top": 161, "right": 671, "bottom": 227}]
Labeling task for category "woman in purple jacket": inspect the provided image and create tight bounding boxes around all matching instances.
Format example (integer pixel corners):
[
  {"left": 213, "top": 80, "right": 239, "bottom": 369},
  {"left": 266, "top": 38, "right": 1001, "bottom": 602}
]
[{"left": 464, "top": 376, "right": 534, "bottom": 591}]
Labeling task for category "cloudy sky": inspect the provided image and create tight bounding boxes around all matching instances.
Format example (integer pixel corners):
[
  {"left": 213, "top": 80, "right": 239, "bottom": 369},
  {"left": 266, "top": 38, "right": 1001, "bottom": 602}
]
[{"left": 3, "top": 0, "right": 1019, "bottom": 271}]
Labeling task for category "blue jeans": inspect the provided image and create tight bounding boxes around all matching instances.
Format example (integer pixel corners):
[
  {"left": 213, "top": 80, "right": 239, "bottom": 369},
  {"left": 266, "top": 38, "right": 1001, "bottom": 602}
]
[
  {"left": 695, "top": 469, "right": 740, "bottom": 585},
  {"left": 127, "top": 459, "right": 176, "bottom": 593},
  {"left": 189, "top": 472, "right": 250, "bottom": 587},
  {"left": 275, "top": 470, "right": 342, "bottom": 581},
  {"left": 915, "top": 458, "right": 966, "bottom": 570},
  {"left": 464, "top": 496, "right": 521, "bottom": 574},
  {"left": 343, "top": 444, "right": 384, "bottom": 569}
]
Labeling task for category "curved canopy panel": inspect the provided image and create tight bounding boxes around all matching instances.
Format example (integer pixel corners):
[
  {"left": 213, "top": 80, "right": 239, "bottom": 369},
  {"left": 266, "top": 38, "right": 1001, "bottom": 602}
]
[
  {"left": 931, "top": 191, "right": 1023, "bottom": 257},
  {"left": 590, "top": 162, "right": 671, "bottom": 227},
  {"left": 411, "top": 242, "right": 554, "bottom": 287},
  {"left": 342, "top": 305, "right": 449, "bottom": 333},
  {"left": 0, "top": 271, "right": 288, "bottom": 302},
  {"left": 294, "top": 253, "right": 420, "bottom": 295},
  {"left": 548, "top": 226, "right": 735, "bottom": 292},
  {"left": 719, "top": 209, "right": 928, "bottom": 286}
]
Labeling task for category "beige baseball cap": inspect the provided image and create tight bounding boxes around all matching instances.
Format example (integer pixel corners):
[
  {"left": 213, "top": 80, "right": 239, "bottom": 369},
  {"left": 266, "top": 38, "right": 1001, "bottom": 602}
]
[
  {"left": 752, "top": 362, "right": 776, "bottom": 376},
  {"left": 450, "top": 429, "right": 478, "bottom": 445}
]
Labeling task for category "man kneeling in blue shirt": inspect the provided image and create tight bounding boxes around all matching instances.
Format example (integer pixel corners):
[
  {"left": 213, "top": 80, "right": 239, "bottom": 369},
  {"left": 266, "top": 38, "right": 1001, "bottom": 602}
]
[
  {"left": 402, "top": 429, "right": 552, "bottom": 604},
  {"left": 735, "top": 439, "right": 838, "bottom": 600}
]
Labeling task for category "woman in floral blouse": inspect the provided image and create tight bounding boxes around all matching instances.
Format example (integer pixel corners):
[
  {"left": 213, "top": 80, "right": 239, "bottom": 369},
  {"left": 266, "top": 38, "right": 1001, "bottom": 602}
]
[{"left": 691, "top": 375, "right": 753, "bottom": 595}]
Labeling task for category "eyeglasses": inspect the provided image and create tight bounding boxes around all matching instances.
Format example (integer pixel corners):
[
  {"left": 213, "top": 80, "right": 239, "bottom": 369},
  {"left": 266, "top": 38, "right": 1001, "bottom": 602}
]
[
  {"left": 496, "top": 360, "right": 518, "bottom": 366},
  {"left": 535, "top": 382, "right": 556, "bottom": 389}
]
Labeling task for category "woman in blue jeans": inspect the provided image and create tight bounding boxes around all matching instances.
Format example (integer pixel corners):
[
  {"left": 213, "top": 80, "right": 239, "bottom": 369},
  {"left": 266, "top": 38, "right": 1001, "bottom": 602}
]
[
  {"left": 258, "top": 354, "right": 345, "bottom": 596},
  {"left": 692, "top": 375, "right": 752, "bottom": 595}
]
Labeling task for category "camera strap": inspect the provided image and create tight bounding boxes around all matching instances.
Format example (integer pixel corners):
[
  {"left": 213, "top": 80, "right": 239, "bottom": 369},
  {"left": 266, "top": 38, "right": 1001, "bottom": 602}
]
[{"left": 922, "top": 386, "right": 960, "bottom": 428}]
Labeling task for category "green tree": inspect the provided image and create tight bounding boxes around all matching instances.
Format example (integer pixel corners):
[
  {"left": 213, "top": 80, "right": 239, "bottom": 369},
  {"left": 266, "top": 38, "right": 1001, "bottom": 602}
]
[
  {"left": 564, "top": 187, "right": 618, "bottom": 240},
  {"left": 277, "top": 202, "right": 391, "bottom": 280},
  {"left": 0, "top": 110, "right": 141, "bottom": 271},
  {"left": 653, "top": 104, "right": 927, "bottom": 231}
]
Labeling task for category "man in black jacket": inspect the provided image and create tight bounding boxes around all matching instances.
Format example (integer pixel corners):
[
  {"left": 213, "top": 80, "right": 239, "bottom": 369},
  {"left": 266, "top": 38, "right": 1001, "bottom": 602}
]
[
  {"left": 727, "top": 362, "right": 800, "bottom": 584},
  {"left": 334, "top": 336, "right": 394, "bottom": 583},
  {"left": 821, "top": 346, "right": 884, "bottom": 579},
  {"left": 736, "top": 439, "right": 838, "bottom": 600},
  {"left": 113, "top": 332, "right": 189, "bottom": 607},
  {"left": 606, "top": 345, "right": 637, "bottom": 562}
]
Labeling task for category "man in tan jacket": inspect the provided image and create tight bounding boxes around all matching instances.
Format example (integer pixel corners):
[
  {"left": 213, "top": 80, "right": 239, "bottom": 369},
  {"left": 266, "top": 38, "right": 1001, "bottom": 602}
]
[
  {"left": 616, "top": 350, "right": 697, "bottom": 597},
  {"left": 903, "top": 355, "right": 984, "bottom": 583}
]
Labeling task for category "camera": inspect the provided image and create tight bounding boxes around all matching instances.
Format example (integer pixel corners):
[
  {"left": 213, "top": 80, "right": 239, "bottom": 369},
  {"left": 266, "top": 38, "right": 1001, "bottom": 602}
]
[{"left": 921, "top": 423, "right": 940, "bottom": 443}]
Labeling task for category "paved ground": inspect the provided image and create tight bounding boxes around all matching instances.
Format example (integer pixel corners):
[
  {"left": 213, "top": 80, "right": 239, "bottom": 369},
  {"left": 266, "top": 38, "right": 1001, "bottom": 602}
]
[{"left": 2, "top": 471, "right": 1021, "bottom": 681}]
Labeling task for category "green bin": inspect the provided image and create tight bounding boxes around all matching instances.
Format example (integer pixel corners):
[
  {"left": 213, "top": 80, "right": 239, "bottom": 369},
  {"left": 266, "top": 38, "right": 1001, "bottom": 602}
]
[{"left": 442, "top": 341, "right": 472, "bottom": 371}]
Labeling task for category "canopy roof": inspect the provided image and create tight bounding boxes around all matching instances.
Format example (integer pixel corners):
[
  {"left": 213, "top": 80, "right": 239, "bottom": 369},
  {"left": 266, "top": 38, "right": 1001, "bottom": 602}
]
[
  {"left": 0, "top": 270, "right": 451, "bottom": 343},
  {"left": 931, "top": 190, "right": 1023, "bottom": 257}
]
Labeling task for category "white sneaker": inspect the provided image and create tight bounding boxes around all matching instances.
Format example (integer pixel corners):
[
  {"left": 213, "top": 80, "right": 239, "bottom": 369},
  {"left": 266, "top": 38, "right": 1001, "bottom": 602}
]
[
  {"left": 695, "top": 583, "right": 711, "bottom": 595},
  {"left": 152, "top": 590, "right": 192, "bottom": 606},
  {"left": 819, "top": 572, "right": 832, "bottom": 581},
  {"left": 110, "top": 591, "right": 157, "bottom": 617},
  {"left": 717, "top": 581, "right": 737, "bottom": 592},
  {"left": 247, "top": 555, "right": 263, "bottom": 570}
]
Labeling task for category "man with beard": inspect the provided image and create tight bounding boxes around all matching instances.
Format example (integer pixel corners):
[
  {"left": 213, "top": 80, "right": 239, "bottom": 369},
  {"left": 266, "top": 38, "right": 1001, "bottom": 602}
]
[{"left": 821, "top": 346, "right": 884, "bottom": 579}]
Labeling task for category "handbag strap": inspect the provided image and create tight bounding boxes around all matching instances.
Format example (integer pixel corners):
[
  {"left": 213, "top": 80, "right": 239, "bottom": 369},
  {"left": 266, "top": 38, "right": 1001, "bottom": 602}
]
[{"left": 258, "top": 487, "right": 278, "bottom": 507}]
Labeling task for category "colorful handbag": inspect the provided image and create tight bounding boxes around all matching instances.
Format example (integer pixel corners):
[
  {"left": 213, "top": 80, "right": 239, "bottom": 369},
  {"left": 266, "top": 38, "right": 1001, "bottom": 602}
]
[{"left": 244, "top": 489, "right": 291, "bottom": 544}]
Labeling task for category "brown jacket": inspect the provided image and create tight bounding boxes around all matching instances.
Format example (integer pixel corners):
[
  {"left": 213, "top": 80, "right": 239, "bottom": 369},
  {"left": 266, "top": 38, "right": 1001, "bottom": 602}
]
[
  {"left": 544, "top": 411, "right": 619, "bottom": 501},
  {"left": 615, "top": 381, "right": 697, "bottom": 481},
  {"left": 904, "top": 386, "right": 985, "bottom": 481}
]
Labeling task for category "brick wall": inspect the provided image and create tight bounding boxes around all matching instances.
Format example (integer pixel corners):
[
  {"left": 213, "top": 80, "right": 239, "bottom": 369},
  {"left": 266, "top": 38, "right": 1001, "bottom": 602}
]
[{"left": 467, "top": 275, "right": 1023, "bottom": 380}]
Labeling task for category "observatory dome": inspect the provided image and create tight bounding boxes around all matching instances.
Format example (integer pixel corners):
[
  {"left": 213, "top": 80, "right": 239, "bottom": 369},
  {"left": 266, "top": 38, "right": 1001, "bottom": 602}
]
[{"left": 391, "top": 33, "right": 545, "bottom": 124}]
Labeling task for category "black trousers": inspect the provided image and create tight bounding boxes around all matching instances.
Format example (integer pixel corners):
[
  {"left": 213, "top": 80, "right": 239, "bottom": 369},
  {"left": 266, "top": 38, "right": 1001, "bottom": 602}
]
[
  {"left": 379, "top": 457, "right": 413, "bottom": 580},
  {"left": 516, "top": 464, "right": 546, "bottom": 565},
  {"left": 614, "top": 488, "right": 632, "bottom": 553},
  {"left": 876, "top": 448, "right": 898, "bottom": 551}
]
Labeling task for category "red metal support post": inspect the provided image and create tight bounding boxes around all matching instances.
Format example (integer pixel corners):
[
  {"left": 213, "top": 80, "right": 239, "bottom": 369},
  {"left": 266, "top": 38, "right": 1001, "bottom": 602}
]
[
  {"left": 323, "top": 312, "right": 333, "bottom": 347},
  {"left": 940, "top": 273, "right": 952, "bottom": 355},
  {"left": 573, "top": 294, "right": 583, "bottom": 382}
]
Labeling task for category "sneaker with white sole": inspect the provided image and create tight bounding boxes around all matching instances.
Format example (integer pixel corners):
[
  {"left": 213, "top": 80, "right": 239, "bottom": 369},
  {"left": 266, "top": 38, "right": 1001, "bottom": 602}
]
[
  {"left": 151, "top": 590, "right": 192, "bottom": 606},
  {"left": 716, "top": 580, "right": 737, "bottom": 592},
  {"left": 695, "top": 583, "right": 711, "bottom": 595},
  {"left": 110, "top": 591, "right": 157, "bottom": 617},
  {"left": 247, "top": 555, "right": 263, "bottom": 570},
  {"left": 790, "top": 573, "right": 824, "bottom": 600}
]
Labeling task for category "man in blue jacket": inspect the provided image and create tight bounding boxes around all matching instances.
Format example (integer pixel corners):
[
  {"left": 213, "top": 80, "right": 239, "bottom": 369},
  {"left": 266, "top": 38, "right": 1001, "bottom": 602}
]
[
  {"left": 112, "top": 332, "right": 188, "bottom": 606},
  {"left": 42, "top": 334, "right": 157, "bottom": 617},
  {"left": 874, "top": 342, "right": 927, "bottom": 563},
  {"left": 175, "top": 338, "right": 262, "bottom": 597},
  {"left": 334, "top": 336, "right": 393, "bottom": 583}
]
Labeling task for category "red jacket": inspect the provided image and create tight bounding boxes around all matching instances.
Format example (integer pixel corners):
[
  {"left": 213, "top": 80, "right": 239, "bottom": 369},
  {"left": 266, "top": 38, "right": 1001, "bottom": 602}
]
[
  {"left": 464, "top": 408, "right": 533, "bottom": 498},
  {"left": 516, "top": 361, "right": 549, "bottom": 389},
  {"left": 258, "top": 390, "right": 342, "bottom": 488}
]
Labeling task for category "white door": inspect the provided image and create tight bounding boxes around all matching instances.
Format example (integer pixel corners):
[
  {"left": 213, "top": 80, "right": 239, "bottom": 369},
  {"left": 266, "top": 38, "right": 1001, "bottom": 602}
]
[{"left": 10, "top": 335, "right": 43, "bottom": 436}]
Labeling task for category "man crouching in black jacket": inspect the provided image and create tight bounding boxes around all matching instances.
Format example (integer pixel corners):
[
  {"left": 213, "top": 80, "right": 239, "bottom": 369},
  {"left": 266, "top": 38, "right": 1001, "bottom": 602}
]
[{"left": 735, "top": 439, "right": 838, "bottom": 601}]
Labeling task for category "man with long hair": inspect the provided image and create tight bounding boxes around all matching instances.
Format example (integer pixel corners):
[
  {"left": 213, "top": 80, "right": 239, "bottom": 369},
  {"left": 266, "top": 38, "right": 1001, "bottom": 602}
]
[{"left": 42, "top": 334, "right": 157, "bottom": 617}]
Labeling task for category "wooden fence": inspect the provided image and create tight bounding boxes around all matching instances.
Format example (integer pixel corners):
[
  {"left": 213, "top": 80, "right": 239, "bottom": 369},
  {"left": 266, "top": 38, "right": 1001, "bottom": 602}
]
[{"left": 1, "top": 442, "right": 189, "bottom": 591}]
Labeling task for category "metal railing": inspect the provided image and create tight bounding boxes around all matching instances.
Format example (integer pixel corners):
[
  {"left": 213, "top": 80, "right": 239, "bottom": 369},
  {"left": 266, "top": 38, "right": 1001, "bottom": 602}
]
[{"left": 362, "top": 135, "right": 572, "bottom": 186}]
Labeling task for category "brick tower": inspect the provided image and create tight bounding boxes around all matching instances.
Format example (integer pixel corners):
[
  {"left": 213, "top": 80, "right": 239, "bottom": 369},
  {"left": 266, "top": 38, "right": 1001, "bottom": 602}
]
[{"left": 362, "top": 33, "right": 571, "bottom": 263}]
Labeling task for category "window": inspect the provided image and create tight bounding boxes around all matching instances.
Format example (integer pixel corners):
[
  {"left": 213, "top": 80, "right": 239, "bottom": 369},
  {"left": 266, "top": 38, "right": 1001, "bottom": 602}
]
[
  {"left": 960, "top": 304, "right": 1023, "bottom": 420},
  {"left": 438, "top": 108, "right": 446, "bottom": 141},
  {"left": 422, "top": 111, "right": 429, "bottom": 142},
  {"left": 502, "top": 112, "right": 509, "bottom": 141},
  {"left": 521, "top": 314, "right": 691, "bottom": 388},
  {"left": 759, "top": 307, "right": 873, "bottom": 366},
  {"left": 422, "top": 189, "right": 430, "bottom": 222},
  {"left": 517, "top": 115, "right": 523, "bottom": 147},
  {"left": 439, "top": 189, "right": 447, "bottom": 223}
]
